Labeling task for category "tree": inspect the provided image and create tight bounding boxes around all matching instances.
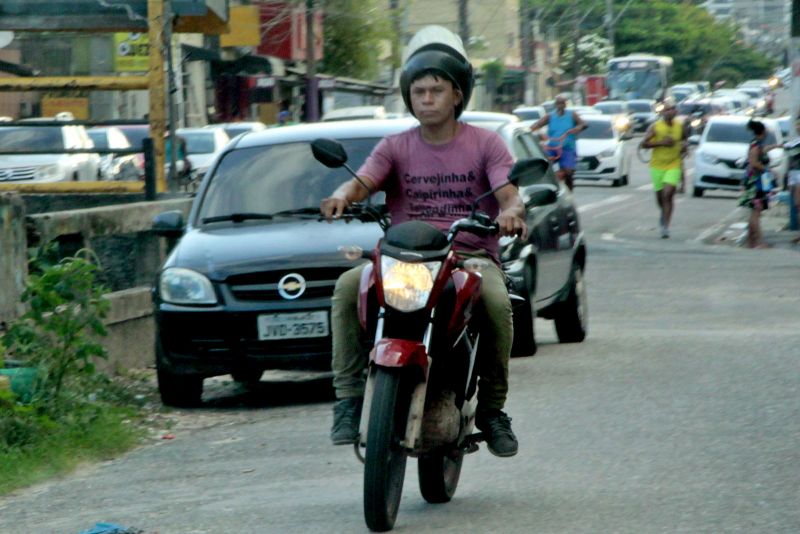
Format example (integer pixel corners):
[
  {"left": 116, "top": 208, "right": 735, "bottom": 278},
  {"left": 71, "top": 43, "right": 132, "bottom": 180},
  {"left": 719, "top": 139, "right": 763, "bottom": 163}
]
[
  {"left": 559, "top": 34, "right": 614, "bottom": 75},
  {"left": 523, "top": 0, "right": 775, "bottom": 83},
  {"left": 319, "top": 0, "right": 393, "bottom": 80}
]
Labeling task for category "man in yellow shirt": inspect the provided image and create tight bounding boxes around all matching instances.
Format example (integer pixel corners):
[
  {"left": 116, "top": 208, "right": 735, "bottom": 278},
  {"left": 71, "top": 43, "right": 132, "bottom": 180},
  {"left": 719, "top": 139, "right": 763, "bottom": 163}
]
[{"left": 641, "top": 98, "right": 690, "bottom": 238}]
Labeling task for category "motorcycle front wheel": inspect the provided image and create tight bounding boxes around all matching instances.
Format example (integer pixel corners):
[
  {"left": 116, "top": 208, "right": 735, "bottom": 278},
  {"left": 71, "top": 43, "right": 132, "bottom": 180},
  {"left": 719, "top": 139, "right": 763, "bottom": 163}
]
[
  {"left": 418, "top": 450, "right": 464, "bottom": 503},
  {"left": 364, "top": 368, "right": 409, "bottom": 532}
]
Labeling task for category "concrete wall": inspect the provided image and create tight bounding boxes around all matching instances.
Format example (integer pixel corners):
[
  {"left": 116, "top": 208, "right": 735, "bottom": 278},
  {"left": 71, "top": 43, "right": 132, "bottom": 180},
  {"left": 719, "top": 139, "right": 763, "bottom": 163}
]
[{"left": 0, "top": 193, "right": 193, "bottom": 372}]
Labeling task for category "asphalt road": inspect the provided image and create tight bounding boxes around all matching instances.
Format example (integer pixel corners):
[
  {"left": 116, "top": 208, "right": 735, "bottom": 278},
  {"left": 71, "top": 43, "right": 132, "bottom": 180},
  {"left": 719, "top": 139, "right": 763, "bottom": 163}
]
[{"left": 1, "top": 114, "right": 799, "bottom": 534}]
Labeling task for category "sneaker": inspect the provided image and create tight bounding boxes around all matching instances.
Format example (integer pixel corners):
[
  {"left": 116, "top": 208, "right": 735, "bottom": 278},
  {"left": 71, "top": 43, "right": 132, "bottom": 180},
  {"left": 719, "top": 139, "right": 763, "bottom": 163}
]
[
  {"left": 476, "top": 409, "right": 518, "bottom": 457},
  {"left": 331, "top": 397, "right": 362, "bottom": 445},
  {"left": 661, "top": 225, "right": 670, "bottom": 239}
]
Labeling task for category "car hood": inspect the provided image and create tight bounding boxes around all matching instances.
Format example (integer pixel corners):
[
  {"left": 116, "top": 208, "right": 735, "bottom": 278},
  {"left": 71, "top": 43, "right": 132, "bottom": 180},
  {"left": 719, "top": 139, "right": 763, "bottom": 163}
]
[
  {"left": 0, "top": 154, "right": 67, "bottom": 167},
  {"left": 698, "top": 142, "right": 750, "bottom": 159},
  {"left": 576, "top": 138, "right": 617, "bottom": 156},
  {"left": 167, "top": 218, "right": 384, "bottom": 280}
]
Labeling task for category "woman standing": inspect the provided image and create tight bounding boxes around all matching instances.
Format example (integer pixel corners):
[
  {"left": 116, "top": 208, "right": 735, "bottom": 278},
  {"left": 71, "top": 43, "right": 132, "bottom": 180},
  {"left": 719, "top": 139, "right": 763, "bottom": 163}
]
[{"left": 739, "top": 120, "right": 774, "bottom": 249}]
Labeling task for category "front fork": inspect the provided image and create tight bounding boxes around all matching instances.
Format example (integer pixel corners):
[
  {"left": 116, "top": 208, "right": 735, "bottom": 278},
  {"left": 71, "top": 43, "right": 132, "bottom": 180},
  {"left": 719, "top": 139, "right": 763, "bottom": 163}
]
[{"left": 354, "top": 312, "right": 482, "bottom": 462}]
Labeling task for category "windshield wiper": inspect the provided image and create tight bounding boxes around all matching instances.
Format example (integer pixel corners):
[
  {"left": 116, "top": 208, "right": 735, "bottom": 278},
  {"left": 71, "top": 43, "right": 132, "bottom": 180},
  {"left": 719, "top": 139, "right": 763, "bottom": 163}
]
[
  {"left": 202, "top": 212, "right": 273, "bottom": 224},
  {"left": 269, "top": 207, "right": 322, "bottom": 217}
]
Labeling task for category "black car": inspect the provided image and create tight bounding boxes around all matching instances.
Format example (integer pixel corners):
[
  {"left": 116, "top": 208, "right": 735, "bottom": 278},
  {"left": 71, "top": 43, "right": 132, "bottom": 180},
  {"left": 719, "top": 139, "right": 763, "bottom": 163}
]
[{"left": 151, "top": 118, "right": 587, "bottom": 406}]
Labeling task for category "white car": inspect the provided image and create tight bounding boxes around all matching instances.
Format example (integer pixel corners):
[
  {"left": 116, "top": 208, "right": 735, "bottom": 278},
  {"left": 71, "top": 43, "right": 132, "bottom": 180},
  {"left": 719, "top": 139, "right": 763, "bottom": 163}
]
[
  {"left": 175, "top": 127, "right": 231, "bottom": 180},
  {"left": 321, "top": 106, "right": 387, "bottom": 122},
  {"left": 691, "top": 116, "right": 787, "bottom": 197},
  {"left": 512, "top": 105, "right": 546, "bottom": 122},
  {"left": 573, "top": 115, "right": 631, "bottom": 187},
  {"left": 0, "top": 119, "right": 101, "bottom": 183},
  {"left": 88, "top": 126, "right": 143, "bottom": 180},
  {"left": 206, "top": 121, "right": 266, "bottom": 140}
]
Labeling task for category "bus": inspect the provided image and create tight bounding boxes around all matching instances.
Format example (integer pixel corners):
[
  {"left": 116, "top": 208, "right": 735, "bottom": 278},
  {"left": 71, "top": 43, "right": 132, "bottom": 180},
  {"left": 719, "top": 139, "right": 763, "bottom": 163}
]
[{"left": 606, "top": 54, "right": 673, "bottom": 102}]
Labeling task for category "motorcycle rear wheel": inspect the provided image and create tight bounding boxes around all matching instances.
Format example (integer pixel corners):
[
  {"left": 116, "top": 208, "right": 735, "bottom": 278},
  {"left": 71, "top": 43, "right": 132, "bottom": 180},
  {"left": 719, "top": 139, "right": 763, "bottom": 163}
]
[
  {"left": 364, "top": 369, "right": 409, "bottom": 532},
  {"left": 418, "top": 450, "right": 464, "bottom": 503}
]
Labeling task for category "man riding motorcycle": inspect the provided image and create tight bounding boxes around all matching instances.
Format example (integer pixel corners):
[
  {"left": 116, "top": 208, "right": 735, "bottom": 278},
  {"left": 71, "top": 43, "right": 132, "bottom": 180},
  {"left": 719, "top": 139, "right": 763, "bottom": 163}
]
[{"left": 320, "top": 26, "right": 527, "bottom": 458}]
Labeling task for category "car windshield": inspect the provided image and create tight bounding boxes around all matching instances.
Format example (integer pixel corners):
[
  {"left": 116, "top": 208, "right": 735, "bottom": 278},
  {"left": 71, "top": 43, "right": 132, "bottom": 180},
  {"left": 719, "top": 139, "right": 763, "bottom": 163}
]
[
  {"left": 679, "top": 102, "right": 710, "bottom": 115},
  {"left": 513, "top": 109, "right": 542, "bottom": 121},
  {"left": 594, "top": 103, "right": 625, "bottom": 114},
  {"left": 0, "top": 126, "right": 64, "bottom": 150},
  {"left": 737, "top": 88, "right": 761, "bottom": 98},
  {"left": 198, "top": 138, "right": 381, "bottom": 222},
  {"left": 627, "top": 102, "right": 652, "bottom": 113},
  {"left": 705, "top": 123, "right": 777, "bottom": 145},
  {"left": 181, "top": 132, "right": 217, "bottom": 154},
  {"left": 87, "top": 131, "right": 109, "bottom": 149},
  {"left": 580, "top": 120, "right": 615, "bottom": 140},
  {"left": 223, "top": 126, "right": 251, "bottom": 138},
  {"left": 118, "top": 126, "right": 149, "bottom": 149}
]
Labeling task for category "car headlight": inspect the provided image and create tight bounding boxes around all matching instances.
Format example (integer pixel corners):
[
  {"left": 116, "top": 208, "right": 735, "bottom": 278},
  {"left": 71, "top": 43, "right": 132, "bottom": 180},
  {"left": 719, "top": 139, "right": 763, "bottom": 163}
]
[
  {"left": 613, "top": 117, "right": 630, "bottom": 130},
  {"left": 599, "top": 147, "right": 617, "bottom": 158},
  {"left": 381, "top": 257, "right": 441, "bottom": 312},
  {"left": 34, "top": 164, "right": 65, "bottom": 181},
  {"left": 699, "top": 152, "right": 719, "bottom": 165},
  {"left": 159, "top": 268, "right": 217, "bottom": 305},
  {"left": 655, "top": 102, "right": 664, "bottom": 113}
]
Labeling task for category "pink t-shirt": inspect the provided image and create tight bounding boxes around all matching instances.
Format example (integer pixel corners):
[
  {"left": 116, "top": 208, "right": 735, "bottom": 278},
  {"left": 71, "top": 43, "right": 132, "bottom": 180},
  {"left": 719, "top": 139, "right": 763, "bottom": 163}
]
[{"left": 357, "top": 123, "right": 514, "bottom": 259}]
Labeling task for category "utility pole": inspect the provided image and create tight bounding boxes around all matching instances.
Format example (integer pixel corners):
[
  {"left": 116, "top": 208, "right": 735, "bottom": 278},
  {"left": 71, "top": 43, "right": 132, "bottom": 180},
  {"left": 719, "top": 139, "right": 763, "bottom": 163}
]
[
  {"left": 164, "top": 0, "right": 178, "bottom": 191},
  {"left": 605, "top": 0, "right": 615, "bottom": 55},
  {"left": 520, "top": 1, "right": 534, "bottom": 104},
  {"left": 305, "top": 0, "right": 319, "bottom": 122},
  {"left": 458, "top": 0, "right": 470, "bottom": 46}
]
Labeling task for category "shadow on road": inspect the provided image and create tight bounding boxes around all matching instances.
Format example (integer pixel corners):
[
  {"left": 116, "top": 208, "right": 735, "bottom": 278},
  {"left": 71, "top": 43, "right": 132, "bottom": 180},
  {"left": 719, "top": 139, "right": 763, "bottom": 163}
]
[{"left": 198, "top": 375, "right": 335, "bottom": 410}]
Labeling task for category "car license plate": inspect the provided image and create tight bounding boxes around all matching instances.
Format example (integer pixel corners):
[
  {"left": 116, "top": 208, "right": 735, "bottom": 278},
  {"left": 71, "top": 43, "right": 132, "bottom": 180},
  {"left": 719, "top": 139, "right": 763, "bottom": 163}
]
[
  {"left": 257, "top": 311, "right": 329, "bottom": 340},
  {"left": 578, "top": 160, "right": 591, "bottom": 171}
]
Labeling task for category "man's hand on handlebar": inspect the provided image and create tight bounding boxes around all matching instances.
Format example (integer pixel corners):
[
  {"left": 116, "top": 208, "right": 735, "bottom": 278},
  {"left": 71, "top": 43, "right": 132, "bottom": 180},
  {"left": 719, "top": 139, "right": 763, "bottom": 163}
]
[
  {"left": 496, "top": 209, "right": 528, "bottom": 240},
  {"left": 320, "top": 196, "right": 350, "bottom": 222}
]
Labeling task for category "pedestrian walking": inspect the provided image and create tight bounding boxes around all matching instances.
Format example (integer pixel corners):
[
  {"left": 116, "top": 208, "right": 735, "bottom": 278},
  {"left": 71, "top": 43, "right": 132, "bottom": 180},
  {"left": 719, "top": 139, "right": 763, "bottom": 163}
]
[{"left": 640, "top": 97, "right": 689, "bottom": 238}]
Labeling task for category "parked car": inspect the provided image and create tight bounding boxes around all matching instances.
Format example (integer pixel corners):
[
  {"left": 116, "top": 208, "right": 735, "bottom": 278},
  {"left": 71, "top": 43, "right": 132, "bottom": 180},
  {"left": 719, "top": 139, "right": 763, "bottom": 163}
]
[
  {"left": 625, "top": 99, "right": 657, "bottom": 133},
  {"left": 691, "top": 116, "right": 786, "bottom": 197},
  {"left": 151, "top": 118, "right": 587, "bottom": 406},
  {"left": 512, "top": 105, "right": 546, "bottom": 121},
  {"left": 206, "top": 121, "right": 266, "bottom": 139},
  {"left": 573, "top": 115, "right": 631, "bottom": 187},
  {"left": 88, "top": 126, "right": 143, "bottom": 180},
  {"left": 0, "top": 117, "right": 101, "bottom": 183},
  {"left": 175, "top": 126, "right": 230, "bottom": 180}
]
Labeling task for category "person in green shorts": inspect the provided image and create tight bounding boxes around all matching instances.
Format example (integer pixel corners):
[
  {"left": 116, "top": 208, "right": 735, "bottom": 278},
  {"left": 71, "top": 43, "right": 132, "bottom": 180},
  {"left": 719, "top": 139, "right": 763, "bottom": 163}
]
[{"left": 641, "top": 98, "right": 690, "bottom": 238}]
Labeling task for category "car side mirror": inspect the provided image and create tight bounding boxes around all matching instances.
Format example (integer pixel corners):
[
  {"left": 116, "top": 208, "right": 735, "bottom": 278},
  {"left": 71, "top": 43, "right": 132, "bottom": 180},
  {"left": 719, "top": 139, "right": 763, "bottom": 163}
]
[
  {"left": 508, "top": 158, "right": 550, "bottom": 188},
  {"left": 152, "top": 210, "right": 185, "bottom": 238},
  {"left": 522, "top": 183, "right": 558, "bottom": 207},
  {"left": 688, "top": 135, "right": 700, "bottom": 145},
  {"left": 311, "top": 138, "right": 347, "bottom": 168}
]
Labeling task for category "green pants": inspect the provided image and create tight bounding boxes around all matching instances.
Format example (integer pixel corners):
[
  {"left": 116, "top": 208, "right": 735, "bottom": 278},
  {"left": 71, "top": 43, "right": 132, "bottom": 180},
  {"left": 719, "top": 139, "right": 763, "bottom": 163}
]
[{"left": 331, "top": 255, "right": 513, "bottom": 411}]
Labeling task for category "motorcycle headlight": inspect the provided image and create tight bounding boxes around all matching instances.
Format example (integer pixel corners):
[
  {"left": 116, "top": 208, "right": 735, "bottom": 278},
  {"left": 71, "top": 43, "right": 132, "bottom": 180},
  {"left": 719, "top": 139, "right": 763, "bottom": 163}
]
[
  {"left": 34, "top": 164, "right": 64, "bottom": 181},
  {"left": 159, "top": 268, "right": 217, "bottom": 305},
  {"left": 599, "top": 147, "right": 617, "bottom": 158},
  {"left": 613, "top": 116, "right": 630, "bottom": 130},
  {"left": 691, "top": 119, "right": 702, "bottom": 129},
  {"left": 699, "top": 152, "right": 719, "bottom": 165},
  {"left": 381, "top": 257, "right": 441, "bottom": 312}
]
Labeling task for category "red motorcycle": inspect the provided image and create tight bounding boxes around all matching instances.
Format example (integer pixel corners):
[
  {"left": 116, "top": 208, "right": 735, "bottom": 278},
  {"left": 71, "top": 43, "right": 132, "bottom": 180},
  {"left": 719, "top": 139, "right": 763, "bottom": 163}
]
[{"left": 312, "top": 139, "right": 545, "bottom": 532}]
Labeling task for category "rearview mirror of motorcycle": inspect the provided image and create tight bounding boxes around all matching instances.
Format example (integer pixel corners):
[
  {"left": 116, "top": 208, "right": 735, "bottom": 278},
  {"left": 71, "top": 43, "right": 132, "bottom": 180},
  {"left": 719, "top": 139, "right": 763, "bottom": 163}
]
[
  {"left": 311, "top": 138, "right": 373, "bottom": 202},
  {"left": 469, "top": 158, "right": 548, "bottom": 217},
  {"left": 311, "top": 138, "right": 348, "bottom": 168}
]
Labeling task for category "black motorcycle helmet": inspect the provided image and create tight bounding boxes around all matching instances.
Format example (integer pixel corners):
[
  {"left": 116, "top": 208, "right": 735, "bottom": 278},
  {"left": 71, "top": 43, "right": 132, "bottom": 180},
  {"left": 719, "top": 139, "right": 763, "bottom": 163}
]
[{"left": 400, "top": 29, "right": 474, "bottom": 119}]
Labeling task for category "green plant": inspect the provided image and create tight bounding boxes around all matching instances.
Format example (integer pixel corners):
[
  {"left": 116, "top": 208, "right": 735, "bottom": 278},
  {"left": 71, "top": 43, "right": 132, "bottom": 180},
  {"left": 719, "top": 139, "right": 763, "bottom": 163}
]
[{"left": 1, "top": 245, "right": 110, "bottom": 413}]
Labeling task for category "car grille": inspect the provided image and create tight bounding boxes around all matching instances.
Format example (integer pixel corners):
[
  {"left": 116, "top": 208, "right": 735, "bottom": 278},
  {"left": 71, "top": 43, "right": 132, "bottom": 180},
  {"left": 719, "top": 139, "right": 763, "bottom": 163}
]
[
  {"left": 226, "top": 267, "right": 350, "bottom": 302},
  {"left": 719, "top": 158, "right": 746, "bottom": 170},
  {"left": 580, "top": 156, "right": 600, "bottom": 170},
  {"left": 702, "top": 176, "right": 742, "bottom": 186},
  {"left": 0, "top": 165, "right": 38, "bottom": 181}
]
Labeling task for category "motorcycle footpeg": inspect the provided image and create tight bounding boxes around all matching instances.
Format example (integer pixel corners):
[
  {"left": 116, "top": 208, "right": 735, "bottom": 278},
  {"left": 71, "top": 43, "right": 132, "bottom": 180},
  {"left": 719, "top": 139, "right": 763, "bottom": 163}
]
[{"left": 460, "top": 432, "right": 484, "bottom": 454}]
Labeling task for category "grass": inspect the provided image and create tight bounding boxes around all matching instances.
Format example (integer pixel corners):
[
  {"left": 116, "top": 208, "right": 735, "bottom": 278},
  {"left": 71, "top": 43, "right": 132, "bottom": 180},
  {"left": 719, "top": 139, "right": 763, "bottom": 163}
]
[{"left": 0, "top": 405, "right": 145, "bottom": 496}]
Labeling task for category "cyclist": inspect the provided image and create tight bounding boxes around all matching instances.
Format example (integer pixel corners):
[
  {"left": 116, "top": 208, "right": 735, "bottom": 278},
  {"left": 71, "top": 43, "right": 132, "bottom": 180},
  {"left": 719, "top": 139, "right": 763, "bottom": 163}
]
[{"left": 528, "top": 95, "right": 587, "bottom": 190}]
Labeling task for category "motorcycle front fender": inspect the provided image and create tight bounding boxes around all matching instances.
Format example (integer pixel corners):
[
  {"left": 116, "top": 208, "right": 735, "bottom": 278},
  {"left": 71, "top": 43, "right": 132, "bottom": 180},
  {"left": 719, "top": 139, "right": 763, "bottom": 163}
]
[{"left": 370, "top": 338, "right": 429, "bottom": 377}]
